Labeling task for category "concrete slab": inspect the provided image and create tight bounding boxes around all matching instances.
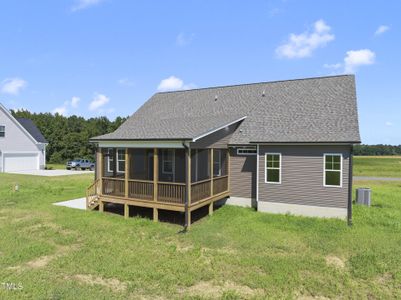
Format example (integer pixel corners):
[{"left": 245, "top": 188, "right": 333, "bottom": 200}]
[
  {"left": 8, "top": 169, "right": 93, "bottom": 176},
  {"left": 53, "top": 198, "right": 86, "bottom": 210}
]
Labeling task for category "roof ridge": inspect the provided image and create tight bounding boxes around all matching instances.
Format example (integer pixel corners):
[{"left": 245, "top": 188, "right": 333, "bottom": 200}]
[{"left": 156, "top": 74, "right": 354, "bottom": 95}]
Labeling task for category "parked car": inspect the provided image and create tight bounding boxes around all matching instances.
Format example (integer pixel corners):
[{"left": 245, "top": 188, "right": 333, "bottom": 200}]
[{"left": 66, "top": 159, "right": 95, "bottom": 171}]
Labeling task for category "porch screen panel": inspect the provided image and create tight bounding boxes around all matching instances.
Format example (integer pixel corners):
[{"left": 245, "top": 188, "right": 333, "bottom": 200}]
[
  {"left": 131, "top": 149, "right": 154, "bottom": 181},
  {"left": 174, "top": 149, "right": 185, "bottom": 183},
  {"left": 197, "top": 149, "right": 210, "bottom": 181},
  {"left": 102, "top": 148, "right": 117, "bottom": 178}
]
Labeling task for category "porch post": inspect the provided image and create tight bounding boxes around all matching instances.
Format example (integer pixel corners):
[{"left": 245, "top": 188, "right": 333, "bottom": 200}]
[
  {"left": 185, "top": 145, "right": 191, "bottom": 228},
  {"left": 227, "top": 148, "right": 230, "bottom": 192},
  {"left": 125, "top": 148, "right": 129, "bottom": 198},
  {"left": 153, "top": 148, "right": 159, "bottom": 222},
  {"left": 210, "top": 148, "right": 213, "bottom": 196},
  {"left": 153, "top": 148, "right": 158, "bottom": 202},
  {"left": 97, "top": 147, "right": 103, "bottom": 195},
  {"left": 124, "top": 203, "right": 129, "bottom": 219}
]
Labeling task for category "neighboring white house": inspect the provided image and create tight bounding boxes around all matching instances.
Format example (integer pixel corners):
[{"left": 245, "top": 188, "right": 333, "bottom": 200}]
[{"left": 0, "top": 103, "right": 48, "bottom": 172}]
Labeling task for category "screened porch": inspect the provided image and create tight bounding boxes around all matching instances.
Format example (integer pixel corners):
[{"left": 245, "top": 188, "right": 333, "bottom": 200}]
[{"left": 97, "top": 147, "right": 229, "bottom": 207}]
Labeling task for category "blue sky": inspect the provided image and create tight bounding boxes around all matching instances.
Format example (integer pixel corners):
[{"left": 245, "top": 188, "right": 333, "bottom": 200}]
[{"left": 0, "top": 0, "right": 400, "bottom": 144}]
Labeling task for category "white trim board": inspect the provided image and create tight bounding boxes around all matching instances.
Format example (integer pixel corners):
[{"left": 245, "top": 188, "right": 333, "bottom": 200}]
[
  {"left": 258, "top": 201, "right": 347, "bottom": 219},
  {"left": 98, "top": 140, "right": 185, "bottom": 149},
  {"left": 192, "top": 116, "right": 247, "bottom": 142}
]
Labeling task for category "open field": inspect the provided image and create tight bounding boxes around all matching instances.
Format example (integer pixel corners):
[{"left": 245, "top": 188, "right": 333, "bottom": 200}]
[
  {"left": 354, "top": 156, "right": 401, "bottom": 178},
  {"left": 1, "top": 171, "right": 401, "bottom": 298}
]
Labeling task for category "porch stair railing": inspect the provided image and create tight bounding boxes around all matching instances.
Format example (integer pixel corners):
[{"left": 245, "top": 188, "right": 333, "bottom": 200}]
[{"left": 86, "top": 179, "right": 100, "bottom": 210}]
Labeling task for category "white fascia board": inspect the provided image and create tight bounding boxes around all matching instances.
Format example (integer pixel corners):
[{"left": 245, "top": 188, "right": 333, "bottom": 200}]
[
  {"left": 98, "top": 140, "right": 185, "bottom": 149},
  {"left": 192, "top": 116, "right": 247, "bottom": 142}
]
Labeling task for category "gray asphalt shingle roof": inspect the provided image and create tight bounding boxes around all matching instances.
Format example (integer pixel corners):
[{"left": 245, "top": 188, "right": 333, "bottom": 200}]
[
  {"left": 16, "top": 118, "right": 48, "bottom": 144},
  {"left": 92, "top": 75, "right": 360, "bottom": 144}
]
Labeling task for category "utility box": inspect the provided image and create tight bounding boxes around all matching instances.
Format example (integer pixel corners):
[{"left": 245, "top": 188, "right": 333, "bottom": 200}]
[{"left": 356, "top": 188, "right": 371, "bottom": 206}]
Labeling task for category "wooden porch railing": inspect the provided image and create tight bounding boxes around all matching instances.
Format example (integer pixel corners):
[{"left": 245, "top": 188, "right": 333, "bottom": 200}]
[
  {"left": 191, "top": 179, "right": 211, "bottom": 203},
  {"left": 102, "top": 178, "right": 125, "bottom": 197},
  {"left": 213, "top": 175, "right": 229, "bottom": 195},
  {"left": 86, "top": 179, "right": 100, "bottom": 209},
  {"left": 128, "top": 179, "right": 154, "bottom": 200},
  {"left": 101, "top": 175, "right": 229, "bottom": 204},
  {"left": 158, "top": 182, "right": 186, "bottom": 204}
]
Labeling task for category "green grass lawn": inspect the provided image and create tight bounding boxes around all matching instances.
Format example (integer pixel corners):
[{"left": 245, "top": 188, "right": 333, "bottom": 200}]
[
  {"left": 46, "top": 163, "right": 66, "bottom": 170},
  {"left": 354, "top": 156, "right": 401, "bottom": 177},
  {"left": 1, "top": 173, "right": 401, "bottom": 299}
]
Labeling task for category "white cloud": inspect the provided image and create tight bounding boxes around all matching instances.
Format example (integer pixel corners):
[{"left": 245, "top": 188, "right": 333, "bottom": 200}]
[
  {"left": 176, "top": 33, "right": 194, "bottom": 47},
  {"left": 51, "top": 96, "right": 80, "bottom": 115},
  {"left": 344, "top": 49, "right": 375, "bottom": 73},
  {"left": 375, "top": 25, "right": 390, "bottom": 36},
  {"left": 385, "top": 121, "right": 393, "bottom": 126},
  {"left": 71, "top": 0, "right": 103, "bottom": 12},
  {"left": 157, "top": 76, "right": 196, "bottom": 92},
  {"left": 70, "top": 96, "right": 80, "bottom": 108},
  {"left": 1, "top": 78, "right": 27, "bottom": 95},
  {"left": 276, "top": 20, "right": 335, "bottom": 58},
  {"left": 52, "top": 105, "right": 68, "bottom": 116},
  {"left": 276, "top": 19, "right": 335, "bottom": 59},
  {"left": 89, "top": 93, "right": 109, "bottom": 111},
  {"left": 118, "top": 78, "right": 135, "bottom": 87}
]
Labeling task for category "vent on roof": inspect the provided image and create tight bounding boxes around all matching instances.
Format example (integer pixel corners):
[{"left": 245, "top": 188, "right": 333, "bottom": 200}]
[
  {"left": 262, "top": 90, "right": 265, "bottom": 97},
  {"left": 214, "top": 95, "right": 218, "bottom": 101}
]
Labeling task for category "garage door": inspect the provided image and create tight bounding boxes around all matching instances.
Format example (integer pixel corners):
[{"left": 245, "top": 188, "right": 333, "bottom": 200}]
[{"left": 4, "top": 153, "right": 39, "bottom": 172}]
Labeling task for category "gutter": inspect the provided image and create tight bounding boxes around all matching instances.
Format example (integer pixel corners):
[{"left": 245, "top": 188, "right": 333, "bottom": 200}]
[{"left": 347, "top": 145, "right": 354, "bottom": 226}]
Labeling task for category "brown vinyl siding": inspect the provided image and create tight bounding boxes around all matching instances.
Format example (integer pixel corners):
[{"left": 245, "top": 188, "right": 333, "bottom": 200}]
[
  {"left": 190, "top": 123, "right": 240, "bottom": 149},
  {"left": 258, "top": 145, "right": 350, "bottom": 208},
  {"left": 229, "top": 148, "right": 256, "bottom": 199}
]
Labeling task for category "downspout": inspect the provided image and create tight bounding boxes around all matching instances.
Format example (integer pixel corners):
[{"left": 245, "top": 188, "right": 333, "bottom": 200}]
[
  {"left": 347, "top": 145, "right": 354, "bottom": 226},
  {"left": 182, "top": 141, "right": 190, "bottom": 230}
]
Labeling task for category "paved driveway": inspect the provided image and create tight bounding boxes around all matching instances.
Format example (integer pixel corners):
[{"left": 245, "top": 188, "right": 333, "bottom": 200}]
[{"left": 9, "top": 169, "right": 93, "bottom": 176}]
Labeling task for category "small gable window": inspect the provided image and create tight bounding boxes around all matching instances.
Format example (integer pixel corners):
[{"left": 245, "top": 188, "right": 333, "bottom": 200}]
[
  {"left": 0, "top": 125, "right": 4, "bottom": 137},
  {"left": 237, "top": 146, "right": 257, "bottom": 155},
  {"left": 324, "top": 154, "right": 342, "bottom": 187}
]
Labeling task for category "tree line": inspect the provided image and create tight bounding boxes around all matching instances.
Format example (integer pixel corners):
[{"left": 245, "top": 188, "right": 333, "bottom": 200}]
[
  {"left": 11, "top": 110, "right": 127, "bottom": 164},
  {"left": 9, "top": 109, "right": 401, "bottom": 161},
  {"left": 354, "top": 144, "right": 401, "bottom": 156}
]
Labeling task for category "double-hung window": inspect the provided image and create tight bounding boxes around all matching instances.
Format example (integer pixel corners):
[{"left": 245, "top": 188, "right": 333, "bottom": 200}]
[
  {"left": 107, "top": 148, "right": 114, "bottom": 173},
  {"left": 0, "top": 125, "right": 4, "bottom": 137},
  {"left": 117, "top": 149, "right": 125, "bottom": 173},
  {"left": 265, "top": 153, "right": 281, "bottom": 184},
  {"left": 213, "top": 149, "right": 222, "bottom": 177},
  {"left": 324, "top": 154, "right": 342, "bottom": 187},
  {"left": 162, "top": 149, "right": 174, "bottom": 175}
]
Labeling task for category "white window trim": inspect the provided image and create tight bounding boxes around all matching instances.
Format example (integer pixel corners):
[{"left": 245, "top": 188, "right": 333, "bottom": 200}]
[
  {"left": 116, "top": 149, "right": 125, "bottom": 173},
  {"left": 107, "top": 148, "right": 114, "bottom": 173},
  {"left": 0, "top": 125, "right": 5, "bottom": 138},
  {"left": 265, "top": 153, "right": 281, "bottom": 184},
  {"left": 213, "top": 149, "right": 222, "bottom": 177},
  {"left": 237, "top": 146, "right": 257, "bottom": 155},
  {"left": 323, "top": 153, "right": 343, "bottom": 188},
  {"left": 162, "top": 149, "right": 175, "bottom": 175}
]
